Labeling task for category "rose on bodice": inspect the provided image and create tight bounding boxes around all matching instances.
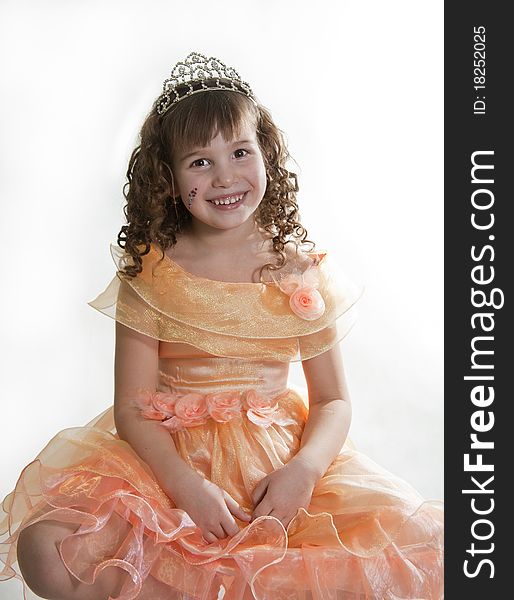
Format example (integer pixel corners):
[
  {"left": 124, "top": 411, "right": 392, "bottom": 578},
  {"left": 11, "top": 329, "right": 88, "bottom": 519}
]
[
  {"left": 245, "top": 389, "right": 296, "bottom": 428},
  {"left": 244, "top": 389, "right": 279, "bottom": 427},
  {"left": 276, "top": 264, "right": 326, "bottom": 321},
  {"left": 133, "top": 388, "right": 295, "bottom": 431},
  {"left": 289, "top": 286, "right": 325, "bottom": 321},
  {"left": 162, "top": 393, "right": 210, "bottom": 432},
  {"left": 137, "top": 390, "right": 177, "bottom": 420},
  {"left": 205, "top": 391, "right": 243, "bottom": 422}
]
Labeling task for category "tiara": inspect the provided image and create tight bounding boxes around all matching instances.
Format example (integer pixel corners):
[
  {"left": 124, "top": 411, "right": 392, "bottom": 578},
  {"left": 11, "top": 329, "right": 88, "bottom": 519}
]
[{"left": 156, "top": 52, "right": 257, "bottom": 116}]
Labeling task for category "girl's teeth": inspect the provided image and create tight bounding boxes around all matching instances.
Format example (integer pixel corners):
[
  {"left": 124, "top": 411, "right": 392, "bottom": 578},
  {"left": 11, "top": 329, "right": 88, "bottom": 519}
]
[{"left": 212, "top": 193, "right": 244, "bottom": 206}]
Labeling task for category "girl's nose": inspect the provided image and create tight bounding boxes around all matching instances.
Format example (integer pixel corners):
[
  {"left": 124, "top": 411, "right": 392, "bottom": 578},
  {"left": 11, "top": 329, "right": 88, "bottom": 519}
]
[{"left": 212, "top": 163, "right": 238, "bottom": 187}]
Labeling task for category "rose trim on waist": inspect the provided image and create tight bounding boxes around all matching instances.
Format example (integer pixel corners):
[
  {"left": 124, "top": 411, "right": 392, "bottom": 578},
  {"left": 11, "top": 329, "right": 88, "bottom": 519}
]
[{"left": 133, "top": 388, "right": 296, "bottom": 433}]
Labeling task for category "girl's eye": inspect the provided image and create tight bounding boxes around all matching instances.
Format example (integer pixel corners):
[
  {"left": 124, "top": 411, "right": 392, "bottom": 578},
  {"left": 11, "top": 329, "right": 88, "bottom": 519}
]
[
  {"left": 234, "top": 148, "right": 249, "bottom": 158},
  {"left": 191, "top": 158, "right": 210, "bottom": 168}
]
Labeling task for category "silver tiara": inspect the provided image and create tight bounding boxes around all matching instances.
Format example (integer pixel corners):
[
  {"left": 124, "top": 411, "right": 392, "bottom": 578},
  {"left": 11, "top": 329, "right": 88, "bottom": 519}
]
[{"left": 156, "top": 52, "right": 257, "bottom": 116}]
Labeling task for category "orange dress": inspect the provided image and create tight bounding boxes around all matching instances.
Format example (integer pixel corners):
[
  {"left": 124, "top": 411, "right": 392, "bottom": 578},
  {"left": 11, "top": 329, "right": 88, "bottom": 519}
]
[{"left": 0, "top": 243, "right": 444, "bottom": 600}]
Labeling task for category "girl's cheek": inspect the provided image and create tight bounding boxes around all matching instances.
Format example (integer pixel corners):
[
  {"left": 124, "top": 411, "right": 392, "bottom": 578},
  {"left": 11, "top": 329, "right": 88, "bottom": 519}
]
[
  {"left": 243, "top": 162, "right": 261, "bottom": 180},
  {"left": 176, "top": 173, "right": 198, "bottom": 193},
  {"left": 254, "top": 164, "right": 268, "bottom": 187},
  {"left": 184, "top": 170, "right": 204, "bottom": 183}
]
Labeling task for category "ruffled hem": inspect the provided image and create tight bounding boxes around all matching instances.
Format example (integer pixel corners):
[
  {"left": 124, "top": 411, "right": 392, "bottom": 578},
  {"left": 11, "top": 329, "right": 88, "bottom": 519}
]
[{"left": 1, "top": 405, "right": 443, "bottom": 600}]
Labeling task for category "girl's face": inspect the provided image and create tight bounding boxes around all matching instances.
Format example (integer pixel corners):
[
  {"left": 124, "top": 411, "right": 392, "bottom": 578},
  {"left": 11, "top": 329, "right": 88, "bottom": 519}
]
[{"left": 171, "top": 120, "right": 267, "bottom": 232}]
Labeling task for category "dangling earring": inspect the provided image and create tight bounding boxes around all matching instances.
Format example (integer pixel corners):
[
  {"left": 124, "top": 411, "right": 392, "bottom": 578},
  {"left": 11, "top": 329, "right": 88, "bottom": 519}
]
[
  {"left": 171, "top": 196, "right": 180, "bottom": 221},
  {"left": 170, "top": 178, "right": 181, "bottom": 221}
]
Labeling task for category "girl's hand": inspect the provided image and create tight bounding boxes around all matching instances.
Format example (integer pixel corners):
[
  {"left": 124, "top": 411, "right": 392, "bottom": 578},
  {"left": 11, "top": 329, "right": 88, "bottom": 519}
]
[
  {"left": 165, "top": 468, "right": 252, "bottom": 544},
  {"left": 250, "top": 456, "right": 319, "bottom": 529}
]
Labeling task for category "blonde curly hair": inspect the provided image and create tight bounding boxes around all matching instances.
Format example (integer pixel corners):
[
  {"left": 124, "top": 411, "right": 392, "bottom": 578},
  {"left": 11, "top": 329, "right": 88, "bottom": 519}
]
[{"left": 117, "top": 78, "right": 315, "bottom": 281}]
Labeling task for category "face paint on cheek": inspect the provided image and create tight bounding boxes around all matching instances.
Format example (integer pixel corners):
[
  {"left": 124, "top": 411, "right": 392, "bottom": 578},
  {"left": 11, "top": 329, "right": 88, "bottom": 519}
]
[{"left": 187, "top": 187, "right": 198, "bottom": 208}]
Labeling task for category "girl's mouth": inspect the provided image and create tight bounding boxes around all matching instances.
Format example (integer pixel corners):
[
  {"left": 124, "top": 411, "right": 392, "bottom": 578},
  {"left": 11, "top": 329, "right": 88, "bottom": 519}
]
[{"left": 206, "top": 191, "right": 247, "bottom": 210}]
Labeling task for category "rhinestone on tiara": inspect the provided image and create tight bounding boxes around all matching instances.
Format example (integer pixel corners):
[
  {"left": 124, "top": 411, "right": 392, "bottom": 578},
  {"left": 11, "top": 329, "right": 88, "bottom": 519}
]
[{"left": 156, "top": 52, "right": 257, "bottom": 116}]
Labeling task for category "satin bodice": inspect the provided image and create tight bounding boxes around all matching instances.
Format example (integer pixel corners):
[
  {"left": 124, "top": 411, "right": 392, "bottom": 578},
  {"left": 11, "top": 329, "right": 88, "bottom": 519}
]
[{"left": 158, "top": 341, "right": 289, "bottom": 397}]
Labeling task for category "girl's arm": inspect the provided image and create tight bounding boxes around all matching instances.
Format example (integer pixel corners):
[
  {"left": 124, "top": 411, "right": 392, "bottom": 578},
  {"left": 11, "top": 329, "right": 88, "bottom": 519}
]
[
  {"left": 114, "top": 322, "right": 251, "bottom": 538},
  {"left": 113, "top": 321, "right": 193, "bottom": 497},
  {"left": 292, "top": 342, "right": 352, "bottom": 481}
]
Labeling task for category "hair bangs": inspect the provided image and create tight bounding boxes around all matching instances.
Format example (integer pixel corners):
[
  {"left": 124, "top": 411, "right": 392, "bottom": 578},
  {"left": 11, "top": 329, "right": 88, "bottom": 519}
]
[{"left": 162, "top": 88, "right": 258, "bottom": 163}]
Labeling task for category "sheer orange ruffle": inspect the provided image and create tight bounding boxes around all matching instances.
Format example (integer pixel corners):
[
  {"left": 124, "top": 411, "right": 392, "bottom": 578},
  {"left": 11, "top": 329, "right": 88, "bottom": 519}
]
[
  {"left": 1, "top": 388, "right": 443, "bottom": 600},
  {"left": 87, "top": 243, "right": 365, "bottom": 362}
]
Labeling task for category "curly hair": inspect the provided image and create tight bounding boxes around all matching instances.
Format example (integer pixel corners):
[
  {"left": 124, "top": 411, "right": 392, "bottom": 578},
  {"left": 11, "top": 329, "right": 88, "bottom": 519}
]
[{"left": 117, "top": 78, "right": 315, "bottom": 282}]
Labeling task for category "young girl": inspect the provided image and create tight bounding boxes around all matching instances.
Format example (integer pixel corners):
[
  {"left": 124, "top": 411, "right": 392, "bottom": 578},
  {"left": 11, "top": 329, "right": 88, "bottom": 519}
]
[{"left": 1, "top": 52, "right": 443, "bottom": 600}]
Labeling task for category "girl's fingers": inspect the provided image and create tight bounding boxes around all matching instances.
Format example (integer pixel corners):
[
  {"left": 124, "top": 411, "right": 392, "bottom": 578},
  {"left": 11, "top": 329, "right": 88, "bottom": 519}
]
[
  {"left": 221, "top": 516, "right": 240, "bottom": 538},
  {"left": 269, "top": 510, "right": 290, "bottom": 528},
  {"left": 250, "top": 502, "right": 272, "bottom": 522},
  {"left": 203, "top": 531, "right": 217, "bottom": 543},
  {"left": 223, "top": 491, "right": 252, "bottom": 521},
  {"left": 250, "top": 478, "right": 268, "bottom": 506},
  {"left": 211, "top": 524, "right": 227, "bottom": 539}
]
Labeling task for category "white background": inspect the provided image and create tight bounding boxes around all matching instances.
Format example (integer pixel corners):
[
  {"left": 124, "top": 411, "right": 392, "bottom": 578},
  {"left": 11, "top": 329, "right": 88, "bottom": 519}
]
[{"left": 0, "top": 1, "right": 443, "bottom": 596}]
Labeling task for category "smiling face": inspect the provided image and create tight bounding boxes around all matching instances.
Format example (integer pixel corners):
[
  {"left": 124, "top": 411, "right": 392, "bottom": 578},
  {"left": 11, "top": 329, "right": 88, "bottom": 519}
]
[{"left": 171, "top": 119, "right": 268, "bottom": 232}]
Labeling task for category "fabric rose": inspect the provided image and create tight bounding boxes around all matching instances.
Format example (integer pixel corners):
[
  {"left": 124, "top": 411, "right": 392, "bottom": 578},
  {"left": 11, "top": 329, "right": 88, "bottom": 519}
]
[
  {"left": 205, "top": 391, "right": 243, "bottom": 423},
  {"left": 133, "top": 389, "right": 177, "bottom": 420},
  {"left": 275, "top": 264, "right": 326, "bottom": 321},
  {"left": 151, "top": 391, "right": 178, "bottom": 417},
  {"left": 289, "top": 286, "right": 325, "bottom": 321},
  {"left": 244, "top": 390, "right": 296, "bottom": 428},
  {"left": 161, "top": 392, "right": 209, "bottom": 432}
]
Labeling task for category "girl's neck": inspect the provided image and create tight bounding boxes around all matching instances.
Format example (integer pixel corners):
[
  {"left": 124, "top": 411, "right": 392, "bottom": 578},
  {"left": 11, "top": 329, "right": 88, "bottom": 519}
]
[
  {"left": 168, "top": 217, "right": 277, "bottom": 284},
  {"left": 182, "top": 217, "right": 267, "bottom": 258}
]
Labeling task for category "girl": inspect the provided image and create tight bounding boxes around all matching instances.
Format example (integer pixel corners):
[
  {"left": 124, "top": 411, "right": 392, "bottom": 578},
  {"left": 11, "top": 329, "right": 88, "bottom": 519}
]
[{"left": 1, "top": 52, "right": 443, "bottom": 600}]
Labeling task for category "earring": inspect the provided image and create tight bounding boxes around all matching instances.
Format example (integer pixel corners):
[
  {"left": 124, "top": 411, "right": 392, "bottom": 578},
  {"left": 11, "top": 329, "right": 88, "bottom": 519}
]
[{"left": 170, "top": 195, "right": 181, "bottom": 221}]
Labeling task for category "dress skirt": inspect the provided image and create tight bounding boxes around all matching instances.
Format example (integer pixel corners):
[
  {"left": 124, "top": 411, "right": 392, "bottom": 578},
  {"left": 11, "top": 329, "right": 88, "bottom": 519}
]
[{"left": 0, "top": 388, "right": 443, "bottom": 600}]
